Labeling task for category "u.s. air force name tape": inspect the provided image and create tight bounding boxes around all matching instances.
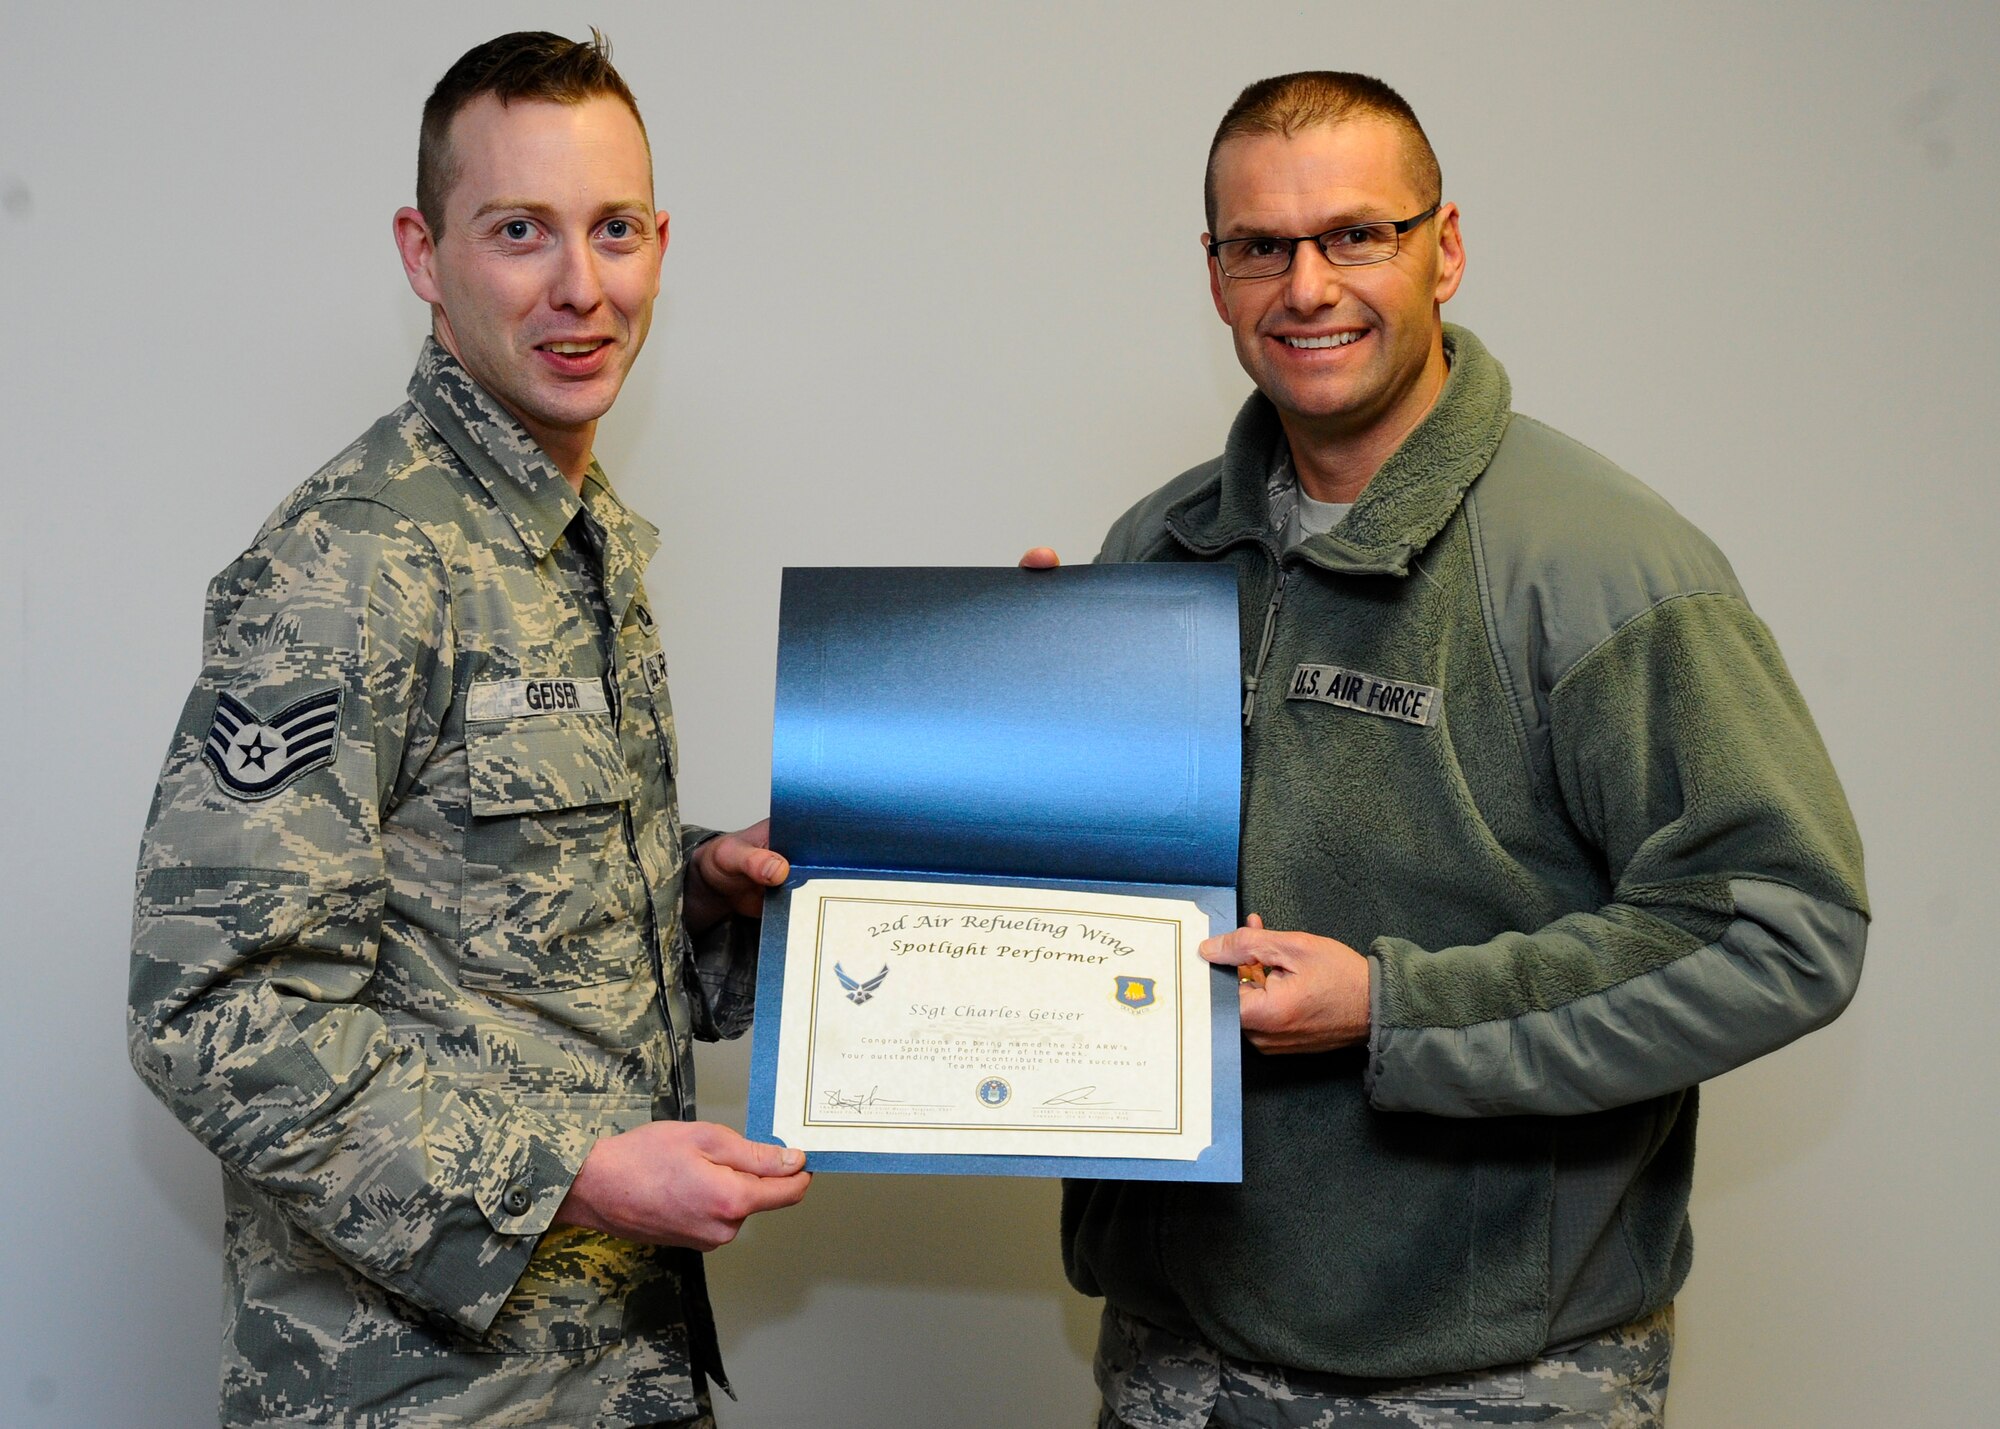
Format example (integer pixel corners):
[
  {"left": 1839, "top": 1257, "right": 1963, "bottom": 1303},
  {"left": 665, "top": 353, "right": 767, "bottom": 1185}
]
[
  {"left": 1285, "top": 663, "right": 1441, "bottom": 727},
  {"left": 203, "top": 687, "right": 342, "bottom": 800},
  {"left": 465, "top": 677, "right": 611, "bottom": 723}
]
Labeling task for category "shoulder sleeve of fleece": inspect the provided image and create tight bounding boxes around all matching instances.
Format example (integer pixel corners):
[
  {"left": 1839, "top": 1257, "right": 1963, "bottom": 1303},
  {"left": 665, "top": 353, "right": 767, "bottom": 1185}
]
[
  {"left": 1095, "top": 457, "right": 1223, "bottom": 563},
  {"left": 1365, "top": 426, "right": 1869, "bottom": 1117},
  {"left": 127, "top": 497, "right": 590, "bottom": 1334}
]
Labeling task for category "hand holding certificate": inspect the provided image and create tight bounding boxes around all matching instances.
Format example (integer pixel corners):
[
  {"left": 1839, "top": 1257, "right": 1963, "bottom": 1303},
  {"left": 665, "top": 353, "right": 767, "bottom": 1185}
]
[{"left": 746, "top": 566, "right": 1243, "bottom": 1180}]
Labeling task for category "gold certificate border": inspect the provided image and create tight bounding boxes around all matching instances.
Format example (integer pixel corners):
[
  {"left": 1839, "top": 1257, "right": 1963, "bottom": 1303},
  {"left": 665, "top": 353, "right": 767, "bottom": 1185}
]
[{"left": 798, "top": 894, "right": 1188, "bottom": 1136}]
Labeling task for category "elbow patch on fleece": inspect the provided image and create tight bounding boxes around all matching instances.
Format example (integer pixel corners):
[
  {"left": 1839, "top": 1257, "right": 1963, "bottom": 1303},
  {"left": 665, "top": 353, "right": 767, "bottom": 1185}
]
[
  {"left": 1548, "top": 593, "right": 1868, "bottom": 917},
  {"left": 1371, "top": 881, "right": 1867, "bottom": 1116},
  {"left": 1374, "top": 896, "right": 1727, "bottom": 1032}
]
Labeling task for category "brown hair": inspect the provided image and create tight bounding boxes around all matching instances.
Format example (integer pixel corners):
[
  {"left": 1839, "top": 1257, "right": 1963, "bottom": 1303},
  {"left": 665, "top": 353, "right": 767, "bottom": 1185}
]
[
  {"left": 1204, "top": 72, "right": 1441, "bottom": 234},
  {"left": 416, "top": 29, "right": 648, "bottom": 228}
]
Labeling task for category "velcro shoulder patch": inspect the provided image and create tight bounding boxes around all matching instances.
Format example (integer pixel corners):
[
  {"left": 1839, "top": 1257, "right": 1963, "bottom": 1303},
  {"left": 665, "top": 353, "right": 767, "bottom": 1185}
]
[
  {"left": 203, "top": 688, "right": 343, "bottom": 799},
  {"left": 465, "top": 676, "right": 611, "bottom": 723},
  {"left": 1285, "top": 663, "right": 1441, "bottom": 727}
]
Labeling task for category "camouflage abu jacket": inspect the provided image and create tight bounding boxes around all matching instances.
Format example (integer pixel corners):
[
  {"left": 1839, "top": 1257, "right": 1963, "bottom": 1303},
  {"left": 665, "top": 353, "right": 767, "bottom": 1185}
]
[{"left": 129, "top": 339, "right": 749, "bottom": 1428}]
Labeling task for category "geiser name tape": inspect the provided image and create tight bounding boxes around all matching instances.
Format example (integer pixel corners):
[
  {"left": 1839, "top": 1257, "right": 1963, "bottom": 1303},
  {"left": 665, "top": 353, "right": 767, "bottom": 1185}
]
[
  {"left": 466, "top": 677, "right": 611, "bottom": 722},
  {"left": 1284, "top": 663, "right": 1441, "bottom": 727}
]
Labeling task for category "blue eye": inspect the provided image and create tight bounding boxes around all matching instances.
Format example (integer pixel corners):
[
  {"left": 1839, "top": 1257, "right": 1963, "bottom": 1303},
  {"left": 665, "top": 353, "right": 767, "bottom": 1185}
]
[
  {"left": 604, "top": 218, "right": 631, "bottom": 239},
  {"left": 502, "top": 220, "right": 533, "bottom": 241}
]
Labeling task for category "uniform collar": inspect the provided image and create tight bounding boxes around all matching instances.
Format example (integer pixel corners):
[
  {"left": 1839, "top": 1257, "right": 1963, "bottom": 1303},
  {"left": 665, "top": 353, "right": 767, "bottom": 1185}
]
[
  {"left": 1168, "top": 324, "right": 1514, "bottom": 576},
  {"left": 576, "top": 468, "right": 661, "bottom": 632},
  {"left": 406, "top": 336, "right": 586, "bottom": 564}
]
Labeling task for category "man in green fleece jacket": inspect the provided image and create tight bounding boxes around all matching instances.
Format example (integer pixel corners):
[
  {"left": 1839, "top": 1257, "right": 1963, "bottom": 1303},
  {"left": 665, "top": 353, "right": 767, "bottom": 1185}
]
[{"left": 1046, "top": 72, "right": 1868, "bottom": 1428}]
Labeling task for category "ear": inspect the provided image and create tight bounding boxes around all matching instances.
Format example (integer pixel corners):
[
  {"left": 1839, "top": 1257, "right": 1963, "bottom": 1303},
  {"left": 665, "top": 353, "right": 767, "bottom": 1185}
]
[
  {"left": 393, "top": 206, "right": 444, "bottom": 306},
  {"left": 651, "top": 209, "right": 671, "bottom": 281},
  {"left": 1430, "top": 202, "right": 1465, "bottom": 306},
  {"left": 1204, "top": 234, "right": 1230, "bottom": 323}
]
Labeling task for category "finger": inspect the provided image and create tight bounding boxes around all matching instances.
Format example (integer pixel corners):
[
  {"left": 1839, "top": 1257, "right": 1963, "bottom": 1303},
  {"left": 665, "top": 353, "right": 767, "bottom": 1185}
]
[
  {"left": 703, "top": 1130, "right": 808, "bottom": 1178},
  {"left": 1199, "top": 927, "right": 1270, "bottom": 967},
  {"left": 748, "top": 846, "right": 789, "bottom": 886},
  {"left": 1230, "top": 915, "right": 1270, "bottom": 986},
  {"left": 1198, "top": 933, "right": 1245, "bottom": 966},
  {"left": 1018, "top": 547, "right": 1061, "bottom": 569},
  {"left": 706, "top": 829, "right": 789, "bottom": 888},
  {"left": 734, "top": 1169, "right": 813, "bottom": 1214},
  {"left": 726, "top": 821, "right": 787, "bottom": 883}
]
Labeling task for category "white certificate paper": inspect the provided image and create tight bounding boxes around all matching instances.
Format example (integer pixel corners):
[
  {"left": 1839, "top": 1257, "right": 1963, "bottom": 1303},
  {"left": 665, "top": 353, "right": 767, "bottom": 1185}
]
[{"left": 769, "top": 878, "right": 1214, "bottom": 1160}]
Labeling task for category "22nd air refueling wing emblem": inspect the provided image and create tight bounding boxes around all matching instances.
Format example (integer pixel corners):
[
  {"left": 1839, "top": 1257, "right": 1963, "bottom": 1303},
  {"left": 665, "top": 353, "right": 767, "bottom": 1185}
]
[
  {"left": 835, "top": 963, "right": 889, "bottom": 1005},
  {"left": 1114, "top": 976, "right": 1157, "bottom": 1011},
  {"left": 202, "top": 688, "right": 342, "bottom": 801}
]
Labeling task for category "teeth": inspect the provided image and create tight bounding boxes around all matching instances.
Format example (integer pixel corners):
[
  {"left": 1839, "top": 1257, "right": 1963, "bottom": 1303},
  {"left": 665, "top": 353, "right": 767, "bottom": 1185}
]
[
  {"left": 1283, "top": 332, "right": 1362, "bottom": 349},
  {"left": 545, "top": 341, "right": 602, "bottom": 354}
]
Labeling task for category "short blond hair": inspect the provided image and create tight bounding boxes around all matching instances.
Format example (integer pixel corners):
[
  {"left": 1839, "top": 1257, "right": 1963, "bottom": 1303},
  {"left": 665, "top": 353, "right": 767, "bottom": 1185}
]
[{"left": 1204, "top": 72, "right": 1441, "bottom": 233}]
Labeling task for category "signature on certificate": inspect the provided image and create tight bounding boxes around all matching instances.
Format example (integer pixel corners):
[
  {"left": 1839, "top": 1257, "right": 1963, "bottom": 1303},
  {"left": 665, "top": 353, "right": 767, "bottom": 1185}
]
[
  {"left": 1040, "top": 1085, "right": 1112, "bottom": 1107},
  {"left": 820, "top": 1086, "right": 886, "bottom": 1112}
]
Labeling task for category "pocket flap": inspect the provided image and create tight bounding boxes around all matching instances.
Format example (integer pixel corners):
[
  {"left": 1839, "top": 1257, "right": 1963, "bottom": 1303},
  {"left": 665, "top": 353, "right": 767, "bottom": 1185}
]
[{"left": 466, "top": 709, "right": 632, "bottom": 816}]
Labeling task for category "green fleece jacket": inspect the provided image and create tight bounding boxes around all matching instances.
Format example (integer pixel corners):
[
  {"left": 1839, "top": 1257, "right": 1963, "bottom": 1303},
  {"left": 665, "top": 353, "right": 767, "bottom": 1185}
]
[{"left": 1062, "top": 325, "right": 1868, "bottom": 1378}]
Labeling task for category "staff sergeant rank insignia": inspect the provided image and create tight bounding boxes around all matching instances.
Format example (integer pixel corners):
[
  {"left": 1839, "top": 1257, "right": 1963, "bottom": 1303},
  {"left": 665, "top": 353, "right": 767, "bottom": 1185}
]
[
  {"left": 203, "top": 688, "right": 342, "bottom": 800},
  {"left": 1286, "top": 664, "right": 1442, "bottom": 727}
]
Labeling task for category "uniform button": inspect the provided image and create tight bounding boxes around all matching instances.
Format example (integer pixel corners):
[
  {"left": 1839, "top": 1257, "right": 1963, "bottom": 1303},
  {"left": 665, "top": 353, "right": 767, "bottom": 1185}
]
[{"left": 503, "top": 1186, "right": 532, "bottom": 1216}]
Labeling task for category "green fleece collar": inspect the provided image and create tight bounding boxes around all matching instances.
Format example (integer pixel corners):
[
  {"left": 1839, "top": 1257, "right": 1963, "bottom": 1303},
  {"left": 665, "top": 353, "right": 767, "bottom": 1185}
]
[{"left": 1167, "top": 324, "right": 1514, "bottom": 577}]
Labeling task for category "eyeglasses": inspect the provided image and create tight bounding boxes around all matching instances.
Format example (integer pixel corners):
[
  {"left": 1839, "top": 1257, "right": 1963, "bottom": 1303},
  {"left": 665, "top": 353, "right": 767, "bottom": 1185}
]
[{"left": 1207, "top": 204, "right": 1441, "bottom": 279}]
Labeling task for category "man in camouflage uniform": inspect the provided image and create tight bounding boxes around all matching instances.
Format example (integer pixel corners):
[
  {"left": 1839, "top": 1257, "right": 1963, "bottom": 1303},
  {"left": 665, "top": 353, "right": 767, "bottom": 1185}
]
[
  {"left": 1033, "top": 71, "right": 1867, "bottom": 1427},
  {"left": 128, "top": 32, "right": 809, "bottom": 1428}
]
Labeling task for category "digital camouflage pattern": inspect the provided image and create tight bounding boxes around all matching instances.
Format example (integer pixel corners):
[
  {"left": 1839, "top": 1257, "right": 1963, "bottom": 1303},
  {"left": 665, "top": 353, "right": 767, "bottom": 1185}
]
[
  {"left": 129, "top": 339, "right": 748, "bottom": 1428},
  {"left": 1096, "top": 1304, "right": 1673, "bottom": 1428}
]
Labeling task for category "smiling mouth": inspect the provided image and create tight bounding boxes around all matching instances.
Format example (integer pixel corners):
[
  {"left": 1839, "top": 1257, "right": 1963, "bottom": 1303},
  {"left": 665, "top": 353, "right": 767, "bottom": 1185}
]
[
  {"left": 1281, "top": 332, "right": 1363, "bottom": 350},
  {"left": 541, "top": 340, "right": 609, "bottom": 355}
]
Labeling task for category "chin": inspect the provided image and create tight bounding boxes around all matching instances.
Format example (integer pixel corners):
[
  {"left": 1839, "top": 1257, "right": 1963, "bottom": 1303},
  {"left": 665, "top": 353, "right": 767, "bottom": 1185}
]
[{"left": 530, "top": 386, "right": 621, "bottom": 429}]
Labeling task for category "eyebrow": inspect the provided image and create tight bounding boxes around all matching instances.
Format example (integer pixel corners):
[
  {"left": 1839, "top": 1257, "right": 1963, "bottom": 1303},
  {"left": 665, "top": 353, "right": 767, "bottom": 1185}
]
[
  {"left": 1220, "top": 207, "right": 1397, "bottom": 240},
  {"left": 467, "top": 198, "right": 654, "bottom": 223}
]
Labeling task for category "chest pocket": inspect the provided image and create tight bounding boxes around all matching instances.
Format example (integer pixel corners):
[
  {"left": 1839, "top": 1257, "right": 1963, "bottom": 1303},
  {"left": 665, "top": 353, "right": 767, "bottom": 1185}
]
[{"left": 459, "top": 707, "right": 648, "bottom": 992}]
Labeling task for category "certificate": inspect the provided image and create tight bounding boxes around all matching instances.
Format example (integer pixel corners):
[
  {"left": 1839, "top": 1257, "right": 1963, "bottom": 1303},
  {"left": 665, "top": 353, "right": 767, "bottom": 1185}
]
[
  {"left": 770, "top": 879, "right": 1213, "bottom": 1161},
  {"left": 746, "top": 565, "right": 1243, "bottom": 1180}
]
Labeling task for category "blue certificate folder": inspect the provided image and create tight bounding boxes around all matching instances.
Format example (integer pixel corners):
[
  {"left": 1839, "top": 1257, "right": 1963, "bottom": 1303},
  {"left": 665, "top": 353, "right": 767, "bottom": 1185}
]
[{"left": 745, "top": 565, "right": 1243, "bottom": 1181}]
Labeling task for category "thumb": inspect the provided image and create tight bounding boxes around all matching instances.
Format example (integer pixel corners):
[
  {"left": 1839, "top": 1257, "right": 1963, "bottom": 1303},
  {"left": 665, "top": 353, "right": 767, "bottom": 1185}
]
[
  {"left": 1200, "top": 925, "right": 1262, "bottom": 967},
  {"left": 705, "top": 1129, "right": 807, "bottom": 1178}
]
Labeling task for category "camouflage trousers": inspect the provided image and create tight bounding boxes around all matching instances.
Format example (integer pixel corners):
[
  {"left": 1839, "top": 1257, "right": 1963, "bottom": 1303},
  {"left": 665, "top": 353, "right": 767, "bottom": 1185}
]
[{"left": 1094, "top": 1303, "right": 1673, "bottom": 1428}]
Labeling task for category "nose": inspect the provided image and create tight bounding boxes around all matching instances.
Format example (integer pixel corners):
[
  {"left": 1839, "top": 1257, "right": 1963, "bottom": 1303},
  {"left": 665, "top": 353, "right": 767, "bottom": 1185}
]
[
  {"left": 1282, "top": 239, "right": 1342, "bottom": 314},
  {"left": 550, "top": 234, "right": 605, "bottom": 314}
]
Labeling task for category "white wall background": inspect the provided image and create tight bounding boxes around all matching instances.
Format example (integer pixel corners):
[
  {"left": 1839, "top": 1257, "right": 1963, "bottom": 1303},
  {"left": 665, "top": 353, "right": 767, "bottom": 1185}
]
[{"left": 3, "top": 3, "right": 1995, "bottom": 1425}]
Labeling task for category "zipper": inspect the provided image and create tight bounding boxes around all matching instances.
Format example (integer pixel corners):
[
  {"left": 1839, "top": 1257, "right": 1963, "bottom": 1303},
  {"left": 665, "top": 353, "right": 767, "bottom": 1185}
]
[
  {"left": 634, "top": 802, "right": 693, "bottom": 1120},
  {"left": 610, "top": 642, "right": 692, "bottom": 1121},
  {"left": 1165, "top": 516, "right": 1291, "bottom": 729},
  {"left": 1241, "top": 544, "right": 1292, "bottom": 729}
]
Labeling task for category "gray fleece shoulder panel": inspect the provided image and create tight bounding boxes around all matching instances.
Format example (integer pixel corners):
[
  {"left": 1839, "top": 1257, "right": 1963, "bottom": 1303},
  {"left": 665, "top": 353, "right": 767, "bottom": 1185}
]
[
  {"left": 1467, "top": 416, "right": 1745, "bottom": 742},
  {"left": 1098, "top": 456, "right": 1224, "bottom": 562},
  {"left": 1368, "top": 878, "right": 1865, "bottom": 1117}
]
